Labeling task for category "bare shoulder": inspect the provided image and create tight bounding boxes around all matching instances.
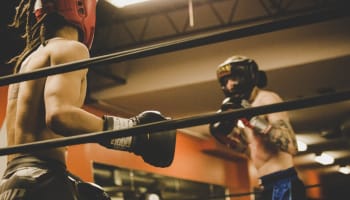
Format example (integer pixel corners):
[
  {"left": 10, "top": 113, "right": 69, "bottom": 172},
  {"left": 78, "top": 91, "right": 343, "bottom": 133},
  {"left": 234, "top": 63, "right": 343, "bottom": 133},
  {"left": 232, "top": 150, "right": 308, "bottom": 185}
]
[
  {"left": 256, "top": 90, "right": 298, "bottom": 154},
  {"left": 254, "top": 89, "right": 283, "bottom": 106},
  {"left": 46, "top": 39, "right": 90, "bottom": 64}
]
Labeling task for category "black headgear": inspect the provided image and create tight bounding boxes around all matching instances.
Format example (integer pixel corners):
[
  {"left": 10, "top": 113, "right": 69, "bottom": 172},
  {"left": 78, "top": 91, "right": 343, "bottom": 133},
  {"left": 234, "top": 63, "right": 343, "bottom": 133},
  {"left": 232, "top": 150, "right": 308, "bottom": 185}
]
[{"left": 216, "top": 55, "right": 267, "bottom": 100}]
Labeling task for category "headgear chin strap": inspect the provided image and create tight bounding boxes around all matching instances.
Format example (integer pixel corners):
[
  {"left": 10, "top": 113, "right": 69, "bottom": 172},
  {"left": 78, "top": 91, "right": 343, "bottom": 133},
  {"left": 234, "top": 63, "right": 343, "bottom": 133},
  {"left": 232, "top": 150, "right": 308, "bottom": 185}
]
[
  {"left": 34, "top": 0, "right": 97, "bottom": 49},
  {"left": 216, "top": 55, "right": 267, "bottom": 101}
]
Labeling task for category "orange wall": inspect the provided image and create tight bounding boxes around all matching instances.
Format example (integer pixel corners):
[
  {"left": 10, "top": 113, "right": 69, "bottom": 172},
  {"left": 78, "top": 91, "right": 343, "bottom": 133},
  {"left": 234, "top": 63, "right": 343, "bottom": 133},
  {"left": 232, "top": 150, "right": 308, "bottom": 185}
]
[
  {"left": 0, "top": 86, "right": 8, "bottom": 125},
  {"left": 300, "top": 169, "right": 322, "bottom": 198},
  {"left": 0, "top": 86, "right": 8, "bottom": 177},
  {"left": 67, "top": 135, "right": 251, "bottom": 200},
  {"left": 67, "top": 105, "right": 251, "bottom": 200}
]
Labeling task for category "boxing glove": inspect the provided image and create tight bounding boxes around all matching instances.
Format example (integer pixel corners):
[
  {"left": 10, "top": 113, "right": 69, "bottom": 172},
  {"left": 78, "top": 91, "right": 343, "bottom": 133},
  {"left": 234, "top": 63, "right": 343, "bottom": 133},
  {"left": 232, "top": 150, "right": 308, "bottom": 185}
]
[
  {"left": 68, "top": 172, "right": 111, "bottom": 200},
  {"left": 209, "top": 114, "right": 235, "bottom": 138},
  {"left": 209, "top": 97, "right": 242, "bottom": 146},
  {"left": 220, "top": 97, "right": 243, "bottom": 111},
  {"left": 100, "top": 111, "right": 176, "bottom": 167},
  {"left": 209, "top": 111, "right": 248, "bottom": 153},
  {"left": 77, "top": 182, "right": 111, "bottom": 200}
]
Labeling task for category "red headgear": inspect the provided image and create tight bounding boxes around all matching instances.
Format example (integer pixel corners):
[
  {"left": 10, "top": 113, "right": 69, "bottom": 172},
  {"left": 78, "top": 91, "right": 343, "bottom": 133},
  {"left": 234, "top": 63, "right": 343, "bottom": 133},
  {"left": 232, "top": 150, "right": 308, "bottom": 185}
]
[{"left": 34, "top": 0, "right": 97, "bottom": 48}]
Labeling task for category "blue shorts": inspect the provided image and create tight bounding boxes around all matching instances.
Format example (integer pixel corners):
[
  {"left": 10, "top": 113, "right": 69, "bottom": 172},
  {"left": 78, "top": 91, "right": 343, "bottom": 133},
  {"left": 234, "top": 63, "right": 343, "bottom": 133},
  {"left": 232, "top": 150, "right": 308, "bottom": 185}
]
[{"left": 256, "top": 167, "right": 307, "bottom": 200}]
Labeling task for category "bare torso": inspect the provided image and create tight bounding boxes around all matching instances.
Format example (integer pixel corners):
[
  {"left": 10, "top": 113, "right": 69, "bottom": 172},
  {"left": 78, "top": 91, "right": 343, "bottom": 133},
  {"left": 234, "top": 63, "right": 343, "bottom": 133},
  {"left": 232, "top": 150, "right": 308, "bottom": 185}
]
[
  {"left": 244, "top": 89, "right": 297, "bottom": 177},
  {"left": 6, "top": 38, "right": 88, "bottom": 164}
]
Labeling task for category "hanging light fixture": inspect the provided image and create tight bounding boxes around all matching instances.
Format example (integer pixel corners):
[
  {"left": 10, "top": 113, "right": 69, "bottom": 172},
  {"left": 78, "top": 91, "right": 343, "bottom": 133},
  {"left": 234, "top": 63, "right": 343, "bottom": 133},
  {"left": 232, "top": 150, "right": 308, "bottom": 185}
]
[
  {"left": 297, "top": 140, "right": 307, "bottom": 152},
  {"left": 144, "top": 193, "right": 160, "bottom": 200},
  {"left": 314, "top": 152, "right": 334, "bottom": 165},
  {"left": 338, "top": 165, "right": 350, "bottom": 174}
]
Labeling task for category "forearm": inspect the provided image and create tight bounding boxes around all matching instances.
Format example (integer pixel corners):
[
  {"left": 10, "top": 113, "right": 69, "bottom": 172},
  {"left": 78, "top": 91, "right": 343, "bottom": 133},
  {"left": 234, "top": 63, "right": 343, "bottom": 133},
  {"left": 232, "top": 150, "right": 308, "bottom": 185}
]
[
  {"left": 247, "top": 115, "right": 297, "bottom": 154},
  {"left": 46, "top": 106, "right": 104, "bottom": 136},
  {"left": 264, "top": 120, "right": 298, "bottom": 155}
]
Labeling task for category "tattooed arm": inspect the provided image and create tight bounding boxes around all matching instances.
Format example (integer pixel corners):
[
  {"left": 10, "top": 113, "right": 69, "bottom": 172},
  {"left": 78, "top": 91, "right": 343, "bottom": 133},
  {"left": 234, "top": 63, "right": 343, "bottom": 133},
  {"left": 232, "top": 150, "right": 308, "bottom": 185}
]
[
  {"left": 251, "top": 90, "right": 298, "bottom": 155},
  {"left": 264, "top": 118, "right": 298, "bottom": 155}
]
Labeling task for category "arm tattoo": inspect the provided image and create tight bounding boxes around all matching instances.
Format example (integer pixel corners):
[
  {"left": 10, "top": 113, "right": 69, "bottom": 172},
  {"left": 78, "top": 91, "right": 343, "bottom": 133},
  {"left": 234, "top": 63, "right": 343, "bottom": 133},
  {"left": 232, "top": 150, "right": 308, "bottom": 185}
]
[{"left": 266, "top": 120, "right": 297, "bottom": 154}]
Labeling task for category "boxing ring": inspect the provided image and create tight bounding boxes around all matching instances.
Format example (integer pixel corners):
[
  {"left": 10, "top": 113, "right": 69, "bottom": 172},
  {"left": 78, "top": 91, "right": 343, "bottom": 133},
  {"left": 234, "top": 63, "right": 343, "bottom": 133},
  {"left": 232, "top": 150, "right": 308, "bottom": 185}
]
[
  {"left": 1, "top": 42, "right": 350, "bottom": 200},
  {"left": 1, "top": 12, "right": 350, "bottom": 199},
  {"left": 1, "top": 22, "right": 350, "bottom": 155},
  {"left": 0, "top": 89, "right": 349, "bottom": 156}
]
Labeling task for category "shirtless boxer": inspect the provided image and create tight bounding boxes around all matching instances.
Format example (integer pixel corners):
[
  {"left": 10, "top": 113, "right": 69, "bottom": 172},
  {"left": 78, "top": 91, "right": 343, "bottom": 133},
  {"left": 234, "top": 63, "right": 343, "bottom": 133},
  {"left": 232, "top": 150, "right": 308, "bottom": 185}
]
[
  {"left": 0, "top": 0, "right": 176, "bottom": 199},
  {"left": 210, "top": 55, "right": 306, "bottom": 200}
]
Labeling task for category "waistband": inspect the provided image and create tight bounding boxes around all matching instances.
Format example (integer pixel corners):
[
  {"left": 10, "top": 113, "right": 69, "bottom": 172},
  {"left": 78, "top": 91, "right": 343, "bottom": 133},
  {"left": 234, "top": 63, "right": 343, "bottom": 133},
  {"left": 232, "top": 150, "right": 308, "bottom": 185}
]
[
  {"left": 4, "top": 155, "right": 67, "bottom": 176},
  {"left": 259, "top": 167, "right": 298, "bottom": 187}
]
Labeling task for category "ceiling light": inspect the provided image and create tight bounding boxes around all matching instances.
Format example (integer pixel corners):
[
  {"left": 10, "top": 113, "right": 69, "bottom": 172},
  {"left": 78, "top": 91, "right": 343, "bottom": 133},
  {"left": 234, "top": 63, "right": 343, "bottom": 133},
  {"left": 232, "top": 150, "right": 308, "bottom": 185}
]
[
  {"left": 145, "top": 193, "right": 160, "bottom": 200},
  {"left": 297, "top": 140, "right": 307, "bottom": 152},
  {"left": 338, "top": 165, "right": 350, "bottom": 175},
  {"left": 314, "top": 153, "right": 334, "bottom": 165},
  {"left": 107, "top": 0, "right": 149, "bottom": 8}
]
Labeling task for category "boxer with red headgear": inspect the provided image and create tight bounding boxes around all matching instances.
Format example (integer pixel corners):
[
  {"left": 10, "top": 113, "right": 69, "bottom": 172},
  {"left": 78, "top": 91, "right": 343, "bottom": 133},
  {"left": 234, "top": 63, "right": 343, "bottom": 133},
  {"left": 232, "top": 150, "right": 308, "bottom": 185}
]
[
  {"left": 34, "top": 0, "right": 96, "bottom": 48},
  {"left": 1, "top": 0, "right": 176, "bottom": 199},
  {"left": 210, "top": 55, "right": 306, "bottom": 200}
]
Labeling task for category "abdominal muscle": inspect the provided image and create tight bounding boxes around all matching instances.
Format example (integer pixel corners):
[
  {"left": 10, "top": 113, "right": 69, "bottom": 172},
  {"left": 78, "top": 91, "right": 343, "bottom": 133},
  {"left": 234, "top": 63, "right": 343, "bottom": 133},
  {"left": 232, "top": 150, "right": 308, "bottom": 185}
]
[{"left": 247, "top": 130, "right": 294, "bottom": 177}]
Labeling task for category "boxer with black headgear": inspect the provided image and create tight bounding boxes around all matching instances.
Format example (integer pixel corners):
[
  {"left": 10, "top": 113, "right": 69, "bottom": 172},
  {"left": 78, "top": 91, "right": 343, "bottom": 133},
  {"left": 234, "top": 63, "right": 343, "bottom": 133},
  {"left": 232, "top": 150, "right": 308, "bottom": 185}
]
[
  {"left": 1, "top": 0, "right": 176, "bottom": 199},
  {"left": 210, "top": 55, "right": 306, "bottom": 200},
  {"left": 216, "top": 55, "right": 267, "bottom": 103}
]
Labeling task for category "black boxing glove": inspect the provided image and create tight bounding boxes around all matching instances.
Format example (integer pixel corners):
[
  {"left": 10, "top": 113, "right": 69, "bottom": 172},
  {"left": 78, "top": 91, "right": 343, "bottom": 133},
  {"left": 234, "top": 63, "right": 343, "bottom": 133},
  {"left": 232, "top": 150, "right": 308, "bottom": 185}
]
[
  {"left": 100, "top": 111, "right": 176, "bottom": 167},
  {"left": 220, "top": 97, "right": 243, "bottom": 111},
  {"left": 209, "top": 97, "right": 242, "bottom": 146},
  {"left": 68, "top": 172, "right": 111, "bottom": 200},
  {"left": 209, "top": 112, "right": 236, "bottom": 138},
  {"left": 209, "top": 111, "right": 248, "bottom": 153},
  {"left": 77, "top": 182, "right": 111, "bottom": 200}
]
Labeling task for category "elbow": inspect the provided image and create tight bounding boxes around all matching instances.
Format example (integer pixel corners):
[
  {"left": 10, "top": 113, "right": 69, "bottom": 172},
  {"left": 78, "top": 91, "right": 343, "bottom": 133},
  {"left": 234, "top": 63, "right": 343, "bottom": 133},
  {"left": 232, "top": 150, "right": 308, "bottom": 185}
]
[{"left": 46, "top": 108, "right": 70, "bottom": 137}]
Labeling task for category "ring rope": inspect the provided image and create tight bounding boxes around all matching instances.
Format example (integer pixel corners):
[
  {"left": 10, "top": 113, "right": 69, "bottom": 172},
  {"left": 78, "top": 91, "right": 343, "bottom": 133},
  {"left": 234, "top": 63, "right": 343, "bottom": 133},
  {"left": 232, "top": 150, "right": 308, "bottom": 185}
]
[
  {"left": 0, "top": 90, "right": 349, "bottom": 156},
  {"left": 0, "top": 9, "right": 347, "bottom": 87}
]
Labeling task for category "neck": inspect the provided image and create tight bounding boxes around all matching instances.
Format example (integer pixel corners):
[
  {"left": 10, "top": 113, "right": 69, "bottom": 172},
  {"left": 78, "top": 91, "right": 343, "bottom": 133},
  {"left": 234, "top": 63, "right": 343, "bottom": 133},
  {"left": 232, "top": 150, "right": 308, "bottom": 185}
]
[{"left": 54, "top": 26, "right": 79, "bottom": 41}]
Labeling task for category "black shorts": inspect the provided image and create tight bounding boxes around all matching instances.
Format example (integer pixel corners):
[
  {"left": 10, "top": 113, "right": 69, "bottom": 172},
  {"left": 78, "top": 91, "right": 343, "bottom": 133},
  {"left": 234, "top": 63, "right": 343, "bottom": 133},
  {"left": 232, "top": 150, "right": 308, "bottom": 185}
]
[
  {"left": 255, "top": 167, "right": 307, "bottom": 200},
  {"left": 0, "top": 156, "right": 110, "bottom": 200}
]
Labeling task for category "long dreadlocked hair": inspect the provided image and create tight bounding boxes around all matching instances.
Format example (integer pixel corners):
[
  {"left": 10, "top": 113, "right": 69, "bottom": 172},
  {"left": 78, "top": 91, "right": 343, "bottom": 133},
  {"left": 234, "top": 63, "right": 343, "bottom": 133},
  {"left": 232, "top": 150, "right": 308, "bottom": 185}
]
[{"left": 9, "top": 0, "right": 68, "bottom": 73}]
